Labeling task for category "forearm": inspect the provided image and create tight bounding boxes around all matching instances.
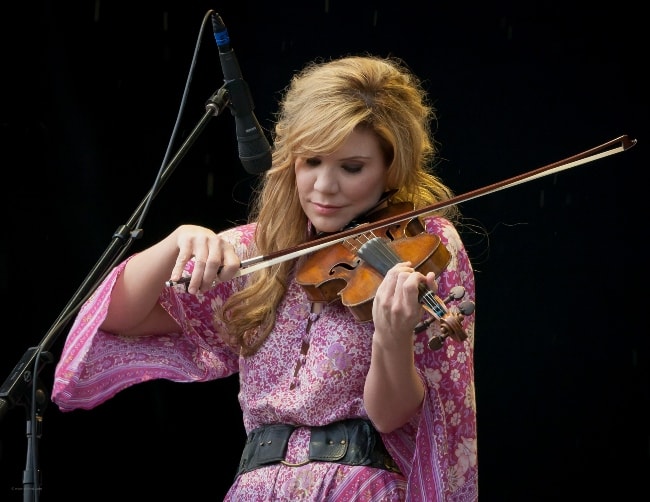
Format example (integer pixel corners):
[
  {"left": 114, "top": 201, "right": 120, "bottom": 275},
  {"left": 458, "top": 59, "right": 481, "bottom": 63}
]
[
  {"left": 101, "top": 233, "right": 179, "bottom": 334},
  {"left": 364, "top": 335, "right": 425, "bottom": 433}
]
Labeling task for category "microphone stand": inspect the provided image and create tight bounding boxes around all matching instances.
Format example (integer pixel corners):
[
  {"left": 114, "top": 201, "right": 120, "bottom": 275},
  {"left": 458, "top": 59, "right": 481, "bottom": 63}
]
[{"left": 0, "top": 86, "right": 231, "bottom": 502}]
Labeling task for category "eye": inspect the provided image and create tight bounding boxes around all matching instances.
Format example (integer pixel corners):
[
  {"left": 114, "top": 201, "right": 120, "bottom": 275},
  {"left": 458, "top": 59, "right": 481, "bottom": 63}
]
[
  {"left": 305, "top": 157, "right": 321, "bottom": 166},
  {"left": 342, "top": 163, "right": 363, "bottom": 173}
]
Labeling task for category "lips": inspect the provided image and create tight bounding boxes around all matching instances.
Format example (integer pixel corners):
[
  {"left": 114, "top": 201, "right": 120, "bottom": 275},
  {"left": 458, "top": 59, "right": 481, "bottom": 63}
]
[{"left": 311, "top": 202, "right": 341, "bottom": 215}]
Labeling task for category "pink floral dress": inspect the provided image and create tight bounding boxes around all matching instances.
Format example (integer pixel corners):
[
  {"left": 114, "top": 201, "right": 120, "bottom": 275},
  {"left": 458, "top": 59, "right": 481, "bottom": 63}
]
[{"left": 52, "top": 216, "right": 478, "bottom": 501}]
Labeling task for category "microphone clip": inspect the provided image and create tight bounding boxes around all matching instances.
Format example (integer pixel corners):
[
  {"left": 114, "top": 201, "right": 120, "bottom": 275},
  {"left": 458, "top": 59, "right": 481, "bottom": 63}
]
[{"left": 205, "top": 86, "right": 231, "bottom": 116}]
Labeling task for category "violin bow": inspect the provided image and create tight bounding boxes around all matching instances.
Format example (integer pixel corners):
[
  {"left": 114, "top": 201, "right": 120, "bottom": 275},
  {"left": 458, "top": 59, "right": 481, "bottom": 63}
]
[{"left": 234, "top": 134, "right": 637, "bottom": 277}]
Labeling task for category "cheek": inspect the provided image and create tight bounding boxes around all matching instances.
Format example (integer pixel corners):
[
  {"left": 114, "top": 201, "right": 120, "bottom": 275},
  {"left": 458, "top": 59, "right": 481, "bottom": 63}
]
[
  {"left": 294, "top": 165, "right": 310, "bottom": 196},
  {"left": 347, "top": 174, "right": 386, "bottom": 202}
]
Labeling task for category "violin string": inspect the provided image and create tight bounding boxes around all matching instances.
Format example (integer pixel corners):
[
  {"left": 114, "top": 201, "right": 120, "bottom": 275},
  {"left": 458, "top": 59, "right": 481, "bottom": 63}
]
[{"left": 342, "top": 230, "right": 378, "bottom": 254}]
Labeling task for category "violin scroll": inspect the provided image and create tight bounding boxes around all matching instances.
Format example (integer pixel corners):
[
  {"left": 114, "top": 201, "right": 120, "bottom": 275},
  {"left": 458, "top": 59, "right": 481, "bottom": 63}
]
[{"left": 415, "top": 286, "right": 475, "bottom": 350}]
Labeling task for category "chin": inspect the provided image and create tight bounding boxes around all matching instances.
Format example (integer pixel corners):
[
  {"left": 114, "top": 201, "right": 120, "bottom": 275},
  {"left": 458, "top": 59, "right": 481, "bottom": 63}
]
[{"left": 311, "top": 220, "right": 344, "bottom": 234}]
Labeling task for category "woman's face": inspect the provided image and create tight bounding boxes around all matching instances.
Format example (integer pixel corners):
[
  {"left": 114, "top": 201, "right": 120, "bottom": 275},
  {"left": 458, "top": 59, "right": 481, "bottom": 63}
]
[{"left": 295, "top": 128, "right": 389, "bottom": 234}]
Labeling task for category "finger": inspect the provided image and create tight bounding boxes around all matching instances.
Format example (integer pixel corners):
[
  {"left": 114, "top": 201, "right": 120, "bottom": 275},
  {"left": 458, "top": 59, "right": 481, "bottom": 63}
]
[
  {"left": 215, "top": 248, "right": 241, "bottom": 282},
  {"left": 381, "top": 262, "right": 412, "bottom": 289},
  {"left": 424, "top": 271, "right": 438, "bottom": 294},
  {"left": 221, "top": 244, "right": 241, "bottom": 271},
  {"left": 203, "top": 255, "right": 223, "bottom": 286},
  {"left": 203, "top": 238, "right": 238, "bottom": 287},
  {"left": 170, "top": 246, "right": 194, "bottom": 282},
  {"left": 399, "top": 272, "right": 422, "bottom": 313},
  {"left": 396, "top": 271, "right": 430, "bottom": 323},
  {"left": 184, "top": 238, "right": 211, "bottom": 293}
]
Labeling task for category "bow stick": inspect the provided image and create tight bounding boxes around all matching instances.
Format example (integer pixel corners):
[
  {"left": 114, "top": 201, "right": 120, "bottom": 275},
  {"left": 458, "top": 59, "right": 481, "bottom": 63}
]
[{"left": 226, "top": 134, "right": 637, "bottom": 278}]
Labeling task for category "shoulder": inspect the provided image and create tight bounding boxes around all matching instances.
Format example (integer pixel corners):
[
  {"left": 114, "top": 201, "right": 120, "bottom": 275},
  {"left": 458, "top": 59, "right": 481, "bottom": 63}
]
[
  {"left": 422, "top": 215, "right": 462, "bottom": 246},
  {"left": 421, "top": 215, "right": 473, "bottom": 277},
  {"left": 218, "top": 222, "right": 257, "bottom": 248}
]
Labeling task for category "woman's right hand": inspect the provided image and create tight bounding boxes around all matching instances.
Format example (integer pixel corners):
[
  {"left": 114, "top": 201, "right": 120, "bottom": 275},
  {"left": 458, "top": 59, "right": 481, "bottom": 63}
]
[
  {"left": 101, "top": 224, "right": 241, "bottom": 335},
  {"left": 166, "top": 224, "right": 242, "bottom": 295}
]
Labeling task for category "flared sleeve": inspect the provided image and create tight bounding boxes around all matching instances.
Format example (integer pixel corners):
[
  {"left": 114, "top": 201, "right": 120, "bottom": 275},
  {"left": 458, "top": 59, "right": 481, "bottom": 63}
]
[
  {"left": 382, "top": 217, "right": 478, "bottom": 501},
  {"left": 51, "top": 224, "right": 256, "bottom": 412}
]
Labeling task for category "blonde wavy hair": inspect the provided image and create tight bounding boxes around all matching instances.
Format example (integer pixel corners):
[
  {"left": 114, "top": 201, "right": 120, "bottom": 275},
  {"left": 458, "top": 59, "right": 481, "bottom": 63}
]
[{"left": 216, "top": 55, "right": 459, "bottom": 356}]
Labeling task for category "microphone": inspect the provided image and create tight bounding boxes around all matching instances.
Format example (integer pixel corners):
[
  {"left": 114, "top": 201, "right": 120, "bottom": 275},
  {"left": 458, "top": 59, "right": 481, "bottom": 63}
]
[{"left": 211, "top": 13, "right": 272, "bottom": 174}]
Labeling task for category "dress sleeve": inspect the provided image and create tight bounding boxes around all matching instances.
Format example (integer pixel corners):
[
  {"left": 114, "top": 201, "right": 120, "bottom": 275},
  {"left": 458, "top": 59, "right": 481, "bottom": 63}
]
[
  {"left": 51, "top": 224, "right": 256, "bottom": 412},
  {"left": 381, "top": 217, "right": 478, "bottom": 502}
]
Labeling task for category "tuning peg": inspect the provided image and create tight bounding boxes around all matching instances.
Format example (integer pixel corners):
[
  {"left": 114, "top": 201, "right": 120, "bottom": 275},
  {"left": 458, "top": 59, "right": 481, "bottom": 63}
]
[
  {"left": 458, "top": 300, "right": 475, "bottom": 316},
  {"left": 421, "top": 285, "right": 475, "bottom": 350}
]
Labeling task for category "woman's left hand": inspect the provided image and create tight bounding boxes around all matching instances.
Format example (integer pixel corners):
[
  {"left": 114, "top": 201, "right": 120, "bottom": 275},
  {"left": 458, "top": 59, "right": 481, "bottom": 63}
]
[{"left": 371, "top": 262, "right": 436, "bottom": 348}]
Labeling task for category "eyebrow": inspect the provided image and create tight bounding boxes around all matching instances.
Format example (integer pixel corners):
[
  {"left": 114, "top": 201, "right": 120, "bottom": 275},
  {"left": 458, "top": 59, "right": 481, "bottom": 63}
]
[{"left": 336, "top": 155, "right": 373, "bottom": 161}]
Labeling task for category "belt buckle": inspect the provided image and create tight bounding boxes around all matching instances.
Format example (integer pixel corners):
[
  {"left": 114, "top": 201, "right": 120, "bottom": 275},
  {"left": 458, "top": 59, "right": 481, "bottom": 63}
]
[{"left": 280, "top": 458, "right": 310, "bottom": 467}]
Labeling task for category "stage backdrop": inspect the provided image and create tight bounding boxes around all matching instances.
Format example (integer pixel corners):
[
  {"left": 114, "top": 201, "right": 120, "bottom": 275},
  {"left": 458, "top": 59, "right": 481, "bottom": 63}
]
[{"left": 1, "top": 1, "right": 647, "bottom": 500}]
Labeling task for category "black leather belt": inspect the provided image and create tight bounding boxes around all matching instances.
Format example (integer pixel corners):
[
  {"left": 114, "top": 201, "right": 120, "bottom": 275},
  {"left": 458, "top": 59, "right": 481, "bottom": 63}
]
[{"left": 236, "top": 418, "right": 401, "bottom": 476}]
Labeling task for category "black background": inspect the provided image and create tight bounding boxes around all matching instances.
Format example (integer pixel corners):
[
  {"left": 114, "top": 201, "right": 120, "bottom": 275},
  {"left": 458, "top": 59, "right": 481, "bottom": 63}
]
[{"left": 1, "top": 1, "right": 647, "bottom": 500}]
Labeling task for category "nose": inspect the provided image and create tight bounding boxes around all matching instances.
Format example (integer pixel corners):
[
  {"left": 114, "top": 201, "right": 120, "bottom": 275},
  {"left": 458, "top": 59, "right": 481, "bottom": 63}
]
[{"left": 313, "top": 165, "right": 339, "bottom": 194}]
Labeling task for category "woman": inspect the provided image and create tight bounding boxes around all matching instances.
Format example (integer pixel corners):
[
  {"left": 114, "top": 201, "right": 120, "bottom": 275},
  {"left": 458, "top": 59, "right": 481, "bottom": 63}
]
[{"left": 52, "top": 55, "right": 477, "bottom": 501}]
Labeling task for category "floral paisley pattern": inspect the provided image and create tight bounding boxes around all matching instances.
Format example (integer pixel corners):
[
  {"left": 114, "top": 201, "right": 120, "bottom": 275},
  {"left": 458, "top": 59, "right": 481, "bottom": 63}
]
[{"left": 52, "top": 216, "right": 477, "bottom": 501}]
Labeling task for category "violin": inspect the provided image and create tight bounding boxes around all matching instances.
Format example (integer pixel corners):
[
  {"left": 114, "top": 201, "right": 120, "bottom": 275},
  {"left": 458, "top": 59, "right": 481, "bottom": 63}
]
[{"left": 295, "top": 202, "right": 475, "bottom": 350}]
